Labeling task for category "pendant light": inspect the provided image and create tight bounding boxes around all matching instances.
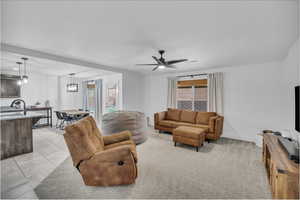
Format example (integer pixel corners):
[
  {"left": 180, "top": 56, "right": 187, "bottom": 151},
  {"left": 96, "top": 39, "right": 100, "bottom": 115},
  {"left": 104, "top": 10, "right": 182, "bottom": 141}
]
[
  {"left": 66, "top": 73, "right": 79, "bottom": 92},
  {"left": 21, "top": 57, "right": 29, "bottom": 84},
  {"left": 16, "top": 62, "right": 23, "bottom": 85}
]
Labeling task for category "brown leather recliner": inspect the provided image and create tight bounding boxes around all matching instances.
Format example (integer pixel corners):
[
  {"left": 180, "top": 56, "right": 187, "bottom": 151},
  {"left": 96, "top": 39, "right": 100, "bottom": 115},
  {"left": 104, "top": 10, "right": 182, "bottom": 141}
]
[{"left": 64, "top": 116, "right": 138, "bottom": 186}]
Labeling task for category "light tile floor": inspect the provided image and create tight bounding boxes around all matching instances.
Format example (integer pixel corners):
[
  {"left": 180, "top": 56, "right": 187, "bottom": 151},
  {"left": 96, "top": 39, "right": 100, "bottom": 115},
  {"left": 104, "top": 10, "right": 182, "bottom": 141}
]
[{"left": 1, "top": 127, "right": 69, "bottom": 199}]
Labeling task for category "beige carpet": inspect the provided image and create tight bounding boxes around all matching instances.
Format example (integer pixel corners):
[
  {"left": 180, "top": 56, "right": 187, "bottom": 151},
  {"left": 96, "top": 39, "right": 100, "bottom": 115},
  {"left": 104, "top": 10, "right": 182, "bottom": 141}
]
[{"left": 34, "top": 132, "right": 271, "bottom": 199}]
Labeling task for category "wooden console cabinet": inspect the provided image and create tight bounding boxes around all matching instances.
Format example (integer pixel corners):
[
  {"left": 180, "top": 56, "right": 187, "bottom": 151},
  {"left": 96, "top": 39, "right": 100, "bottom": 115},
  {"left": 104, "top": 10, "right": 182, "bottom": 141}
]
[{"left": 262, "top": 133, "right": 299, "bottom": 199}]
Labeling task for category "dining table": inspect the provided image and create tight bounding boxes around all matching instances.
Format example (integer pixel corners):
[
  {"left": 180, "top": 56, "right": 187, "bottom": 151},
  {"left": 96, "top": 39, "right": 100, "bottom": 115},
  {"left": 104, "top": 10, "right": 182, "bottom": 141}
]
[{"left": 60, "top": 110, "right": 90, "bottom": 116}]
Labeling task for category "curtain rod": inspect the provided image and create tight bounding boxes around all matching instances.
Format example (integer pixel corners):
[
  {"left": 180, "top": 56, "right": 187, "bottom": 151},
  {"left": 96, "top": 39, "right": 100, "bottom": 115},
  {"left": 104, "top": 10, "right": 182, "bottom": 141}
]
[{"left": 176, "top": 73, "right": 208, "bottom": 78}]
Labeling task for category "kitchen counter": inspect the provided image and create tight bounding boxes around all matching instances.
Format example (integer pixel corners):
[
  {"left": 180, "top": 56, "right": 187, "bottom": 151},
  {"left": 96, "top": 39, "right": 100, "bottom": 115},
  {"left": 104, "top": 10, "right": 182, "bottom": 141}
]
[
  {"left": 0, "top": 113, "right": 45, "bottom": 160},
  {"left": 0, "top": 106, "right": 24, "bottom": 113},
  {"left": 0, "top": 106, "right": 53, "bottom": 127},
  {"left": 0, "top": 112, "right": 45, "bottom": 120}
]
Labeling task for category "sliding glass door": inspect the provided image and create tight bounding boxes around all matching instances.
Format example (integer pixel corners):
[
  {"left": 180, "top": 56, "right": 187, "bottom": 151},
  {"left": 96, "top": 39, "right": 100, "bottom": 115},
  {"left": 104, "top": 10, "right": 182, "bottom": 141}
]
[
  {"left": 87, "top": 81, "right": 96, "bottom": 115},
  {"left": 103, "top": 78, "right": 122, "bottom": 114},
  {"left": 104, "top": 82, "right": 119, "bottom": 113},
  {"left": 82, "top": 79, "right": 102, "bottom": 122}
]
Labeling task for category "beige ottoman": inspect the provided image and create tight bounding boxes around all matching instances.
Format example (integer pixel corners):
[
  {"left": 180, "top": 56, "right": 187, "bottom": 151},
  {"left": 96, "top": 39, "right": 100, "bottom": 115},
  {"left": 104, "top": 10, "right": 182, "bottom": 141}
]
[{"left": 173, "top": 126, "right": 206, "bottom": 152}]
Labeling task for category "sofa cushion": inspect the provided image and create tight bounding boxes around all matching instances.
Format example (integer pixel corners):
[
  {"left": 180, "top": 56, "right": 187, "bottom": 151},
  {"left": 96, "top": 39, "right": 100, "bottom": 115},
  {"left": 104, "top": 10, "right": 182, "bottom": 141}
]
[
  {"left": 195, "top": 112, "right": 216, "bottom": 125},
  {"left": 166, "top": 108, "right": 181, "bottom": 121},
  {"left": 180, "top": 110, "right": 197, "bottom": 123},
  {"left": 159, "top": 120, "right": 179, "bottom": 128}
]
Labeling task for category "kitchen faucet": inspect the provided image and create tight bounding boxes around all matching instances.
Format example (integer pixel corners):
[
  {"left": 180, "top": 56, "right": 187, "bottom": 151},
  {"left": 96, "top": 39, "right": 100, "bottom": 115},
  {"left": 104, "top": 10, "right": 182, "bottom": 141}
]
[{"left": 10, "top": 99, "right": 27, "bottom": 115}]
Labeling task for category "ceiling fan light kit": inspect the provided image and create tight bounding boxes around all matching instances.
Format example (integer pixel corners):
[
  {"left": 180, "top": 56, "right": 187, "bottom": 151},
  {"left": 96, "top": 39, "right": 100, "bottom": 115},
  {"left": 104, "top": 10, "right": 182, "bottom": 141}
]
[
  {"left": 136, "top": 50, "right": 189, "bottom": 72},
  {"left": 67, "top": 73, "right": 79, "bottom": 92},
  {"left": 158, "top": 65, "right": 165, "bottom": 69}
]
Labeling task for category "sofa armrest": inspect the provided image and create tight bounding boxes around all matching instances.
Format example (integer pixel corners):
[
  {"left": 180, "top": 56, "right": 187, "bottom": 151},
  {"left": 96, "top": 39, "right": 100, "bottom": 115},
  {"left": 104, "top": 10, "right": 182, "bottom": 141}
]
[
  {"left": 103, "top": 131, "right": 132, "bottom": 145},
  {"left": 215, "top": 116, "right": 224, "bottom": 136},
  {"left": 154, "top": 111, "right": 167, "bottom": 125},
  {"left": 208, "top": 116, "right": 218, "bottom": 132}
]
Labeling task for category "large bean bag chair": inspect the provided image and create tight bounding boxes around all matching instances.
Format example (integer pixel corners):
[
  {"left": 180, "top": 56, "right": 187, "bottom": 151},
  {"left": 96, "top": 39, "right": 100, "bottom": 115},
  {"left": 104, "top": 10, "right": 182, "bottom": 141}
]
[{"left": 102, "top": 111, "right": 147, "bottom": 145}]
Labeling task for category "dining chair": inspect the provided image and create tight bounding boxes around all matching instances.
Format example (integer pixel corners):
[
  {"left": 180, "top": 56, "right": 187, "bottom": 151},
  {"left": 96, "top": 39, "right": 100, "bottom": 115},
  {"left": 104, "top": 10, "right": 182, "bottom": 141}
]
[
  {"left": 55, "top": 111, "right": 65, "bottom": 129},
  {"left": 61, "top": 112, "right": 75, "bottom": 126}
]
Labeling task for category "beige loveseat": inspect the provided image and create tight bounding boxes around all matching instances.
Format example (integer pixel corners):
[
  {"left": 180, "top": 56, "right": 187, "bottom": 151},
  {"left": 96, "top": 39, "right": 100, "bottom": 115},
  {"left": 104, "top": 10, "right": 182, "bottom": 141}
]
[{"left": 154, "top": 108, "right": 224, "bottom": 140}]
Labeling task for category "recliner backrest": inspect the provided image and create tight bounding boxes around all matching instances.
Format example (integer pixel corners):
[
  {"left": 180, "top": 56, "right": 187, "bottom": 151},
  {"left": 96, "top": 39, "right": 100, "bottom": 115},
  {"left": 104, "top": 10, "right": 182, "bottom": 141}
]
[{"left": 64, "top": 116, "right": 104, "bottom": 167}]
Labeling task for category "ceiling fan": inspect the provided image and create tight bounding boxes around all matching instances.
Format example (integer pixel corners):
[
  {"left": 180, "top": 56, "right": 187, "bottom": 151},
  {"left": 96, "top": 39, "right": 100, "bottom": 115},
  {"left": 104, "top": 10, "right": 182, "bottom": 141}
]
[{"left": 136, "top": 50, "right": 188, "bottom": 71}]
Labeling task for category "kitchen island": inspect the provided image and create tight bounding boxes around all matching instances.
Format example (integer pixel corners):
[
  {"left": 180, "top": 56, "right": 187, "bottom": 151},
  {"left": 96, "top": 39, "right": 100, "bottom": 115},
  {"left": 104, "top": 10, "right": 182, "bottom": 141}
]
[{"left": 0, "top": 113, "right": 44, "bottom": 160}]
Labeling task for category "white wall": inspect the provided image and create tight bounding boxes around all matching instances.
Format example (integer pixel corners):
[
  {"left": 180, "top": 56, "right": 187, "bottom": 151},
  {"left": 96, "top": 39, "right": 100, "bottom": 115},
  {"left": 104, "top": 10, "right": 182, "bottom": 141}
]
[
  {"left": 122, "top": 71, "right": 145, "bottom": 112},
  {"left": 85, "top": 73, "right": 123, "bottom": 113},
  {"left": 0, "top": 70, "right": 145, "bottom": 113},
  {"left": 0, "top": 71, "right": 59, "bottom": 110},
  {"left": 281, "top": 37, "right": 299, "bottom": 141},
  {"left": 279, "top": 0, "right": 299, "bottom": 141},
  {"left": 223, "top": 62, "right": 287, "bottom": 142},
  {"left": 82, "top": 71, "right": 145, "bottom": 113},
  {"left": 58, "top": 76, "right": 83, "bottom": 110},
  {"left": 143, "top": 61, "right": 288, "bottom": 143},
  {"left": 57, "top": 70, "right": 145, "bottom": 113}
]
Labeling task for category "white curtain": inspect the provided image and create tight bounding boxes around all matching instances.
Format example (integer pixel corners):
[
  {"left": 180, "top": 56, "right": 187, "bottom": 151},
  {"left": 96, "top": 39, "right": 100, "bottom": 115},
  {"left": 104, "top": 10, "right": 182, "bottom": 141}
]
[
  {"left": 208, "top": 72, "right": 223, "bottom": 114},
  {"left": 95, "top": 79, "right": 103, "bottom": 122},
  {"left": 167, "top": 78, "right": 177, "bottom": 108},
  {"left": 82, "top": 80, "right": 89, "bottom": 111}
]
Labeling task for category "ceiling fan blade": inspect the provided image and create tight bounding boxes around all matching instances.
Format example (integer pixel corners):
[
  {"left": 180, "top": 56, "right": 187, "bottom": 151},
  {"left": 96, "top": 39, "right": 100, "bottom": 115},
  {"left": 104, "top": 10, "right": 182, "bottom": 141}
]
[
  {"left": 152, "top": 66, "right": 159, "bottom": 71},
  {"left": 136, "top": 64, "right": 157, "bottom": 66},
  {"left": 166, "top": 59, "right": 188, "bottom": 65},
  {"left": 152, "top": 56, "right": 164, "bottom": 65}
]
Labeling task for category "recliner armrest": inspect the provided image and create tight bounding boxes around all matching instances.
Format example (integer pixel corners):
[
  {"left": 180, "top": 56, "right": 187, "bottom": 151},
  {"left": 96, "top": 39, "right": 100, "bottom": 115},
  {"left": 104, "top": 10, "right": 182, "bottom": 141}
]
[
  {"left": 103, "top": 131, "right": 132, "bottom": 145},
  {"left": 91, "top": 145, "right": 134, "bottom": 162},
  {"left": 79, "top": 145, "right": 137, "bottom": 186}
]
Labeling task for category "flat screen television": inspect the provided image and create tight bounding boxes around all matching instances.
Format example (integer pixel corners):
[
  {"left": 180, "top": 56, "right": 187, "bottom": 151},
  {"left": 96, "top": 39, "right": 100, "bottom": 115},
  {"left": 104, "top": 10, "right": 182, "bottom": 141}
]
[
  {"left": 296, "top": 86, "right": 300, "bottom": 132},
  {"left": 0, "top": 74, "right": 21, "bottom": 98}
]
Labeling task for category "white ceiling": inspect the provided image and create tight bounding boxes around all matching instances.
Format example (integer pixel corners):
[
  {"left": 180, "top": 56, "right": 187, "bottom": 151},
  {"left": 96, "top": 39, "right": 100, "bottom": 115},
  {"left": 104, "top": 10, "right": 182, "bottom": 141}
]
[
  {"left": 2, "top": 0, "right": 299, "bottom": 73},
  {"left": 0, "top": 51, "right": 116, "bottom": 78}
]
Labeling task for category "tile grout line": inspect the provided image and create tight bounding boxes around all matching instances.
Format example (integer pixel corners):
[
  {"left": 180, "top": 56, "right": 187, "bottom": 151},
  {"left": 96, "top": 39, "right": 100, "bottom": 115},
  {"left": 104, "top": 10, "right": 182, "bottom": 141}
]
[
  {"left": 37, "top": 128, "right": 67, "bottom": 152},
  {"left": 1, "top": 128, "right": 67, "bottom": 199},
  {"left": 33, "top": 128, "right": 66, "bottom": 166},
  {"left": 9, "top": 158, "right": 35, "bottom": 199},
  {"left": 13, "top": 158, "right": 27, "bottom": 179}
]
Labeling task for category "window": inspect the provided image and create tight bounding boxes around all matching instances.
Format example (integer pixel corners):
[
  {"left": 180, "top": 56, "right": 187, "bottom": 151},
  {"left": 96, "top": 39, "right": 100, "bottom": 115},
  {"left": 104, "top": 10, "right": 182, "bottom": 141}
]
[
  {"left": 176, "top": 79, "right": 207, "bottom": 111},
  {"left": 176, "top": 86, "right": 193, "bottom": 110}
]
